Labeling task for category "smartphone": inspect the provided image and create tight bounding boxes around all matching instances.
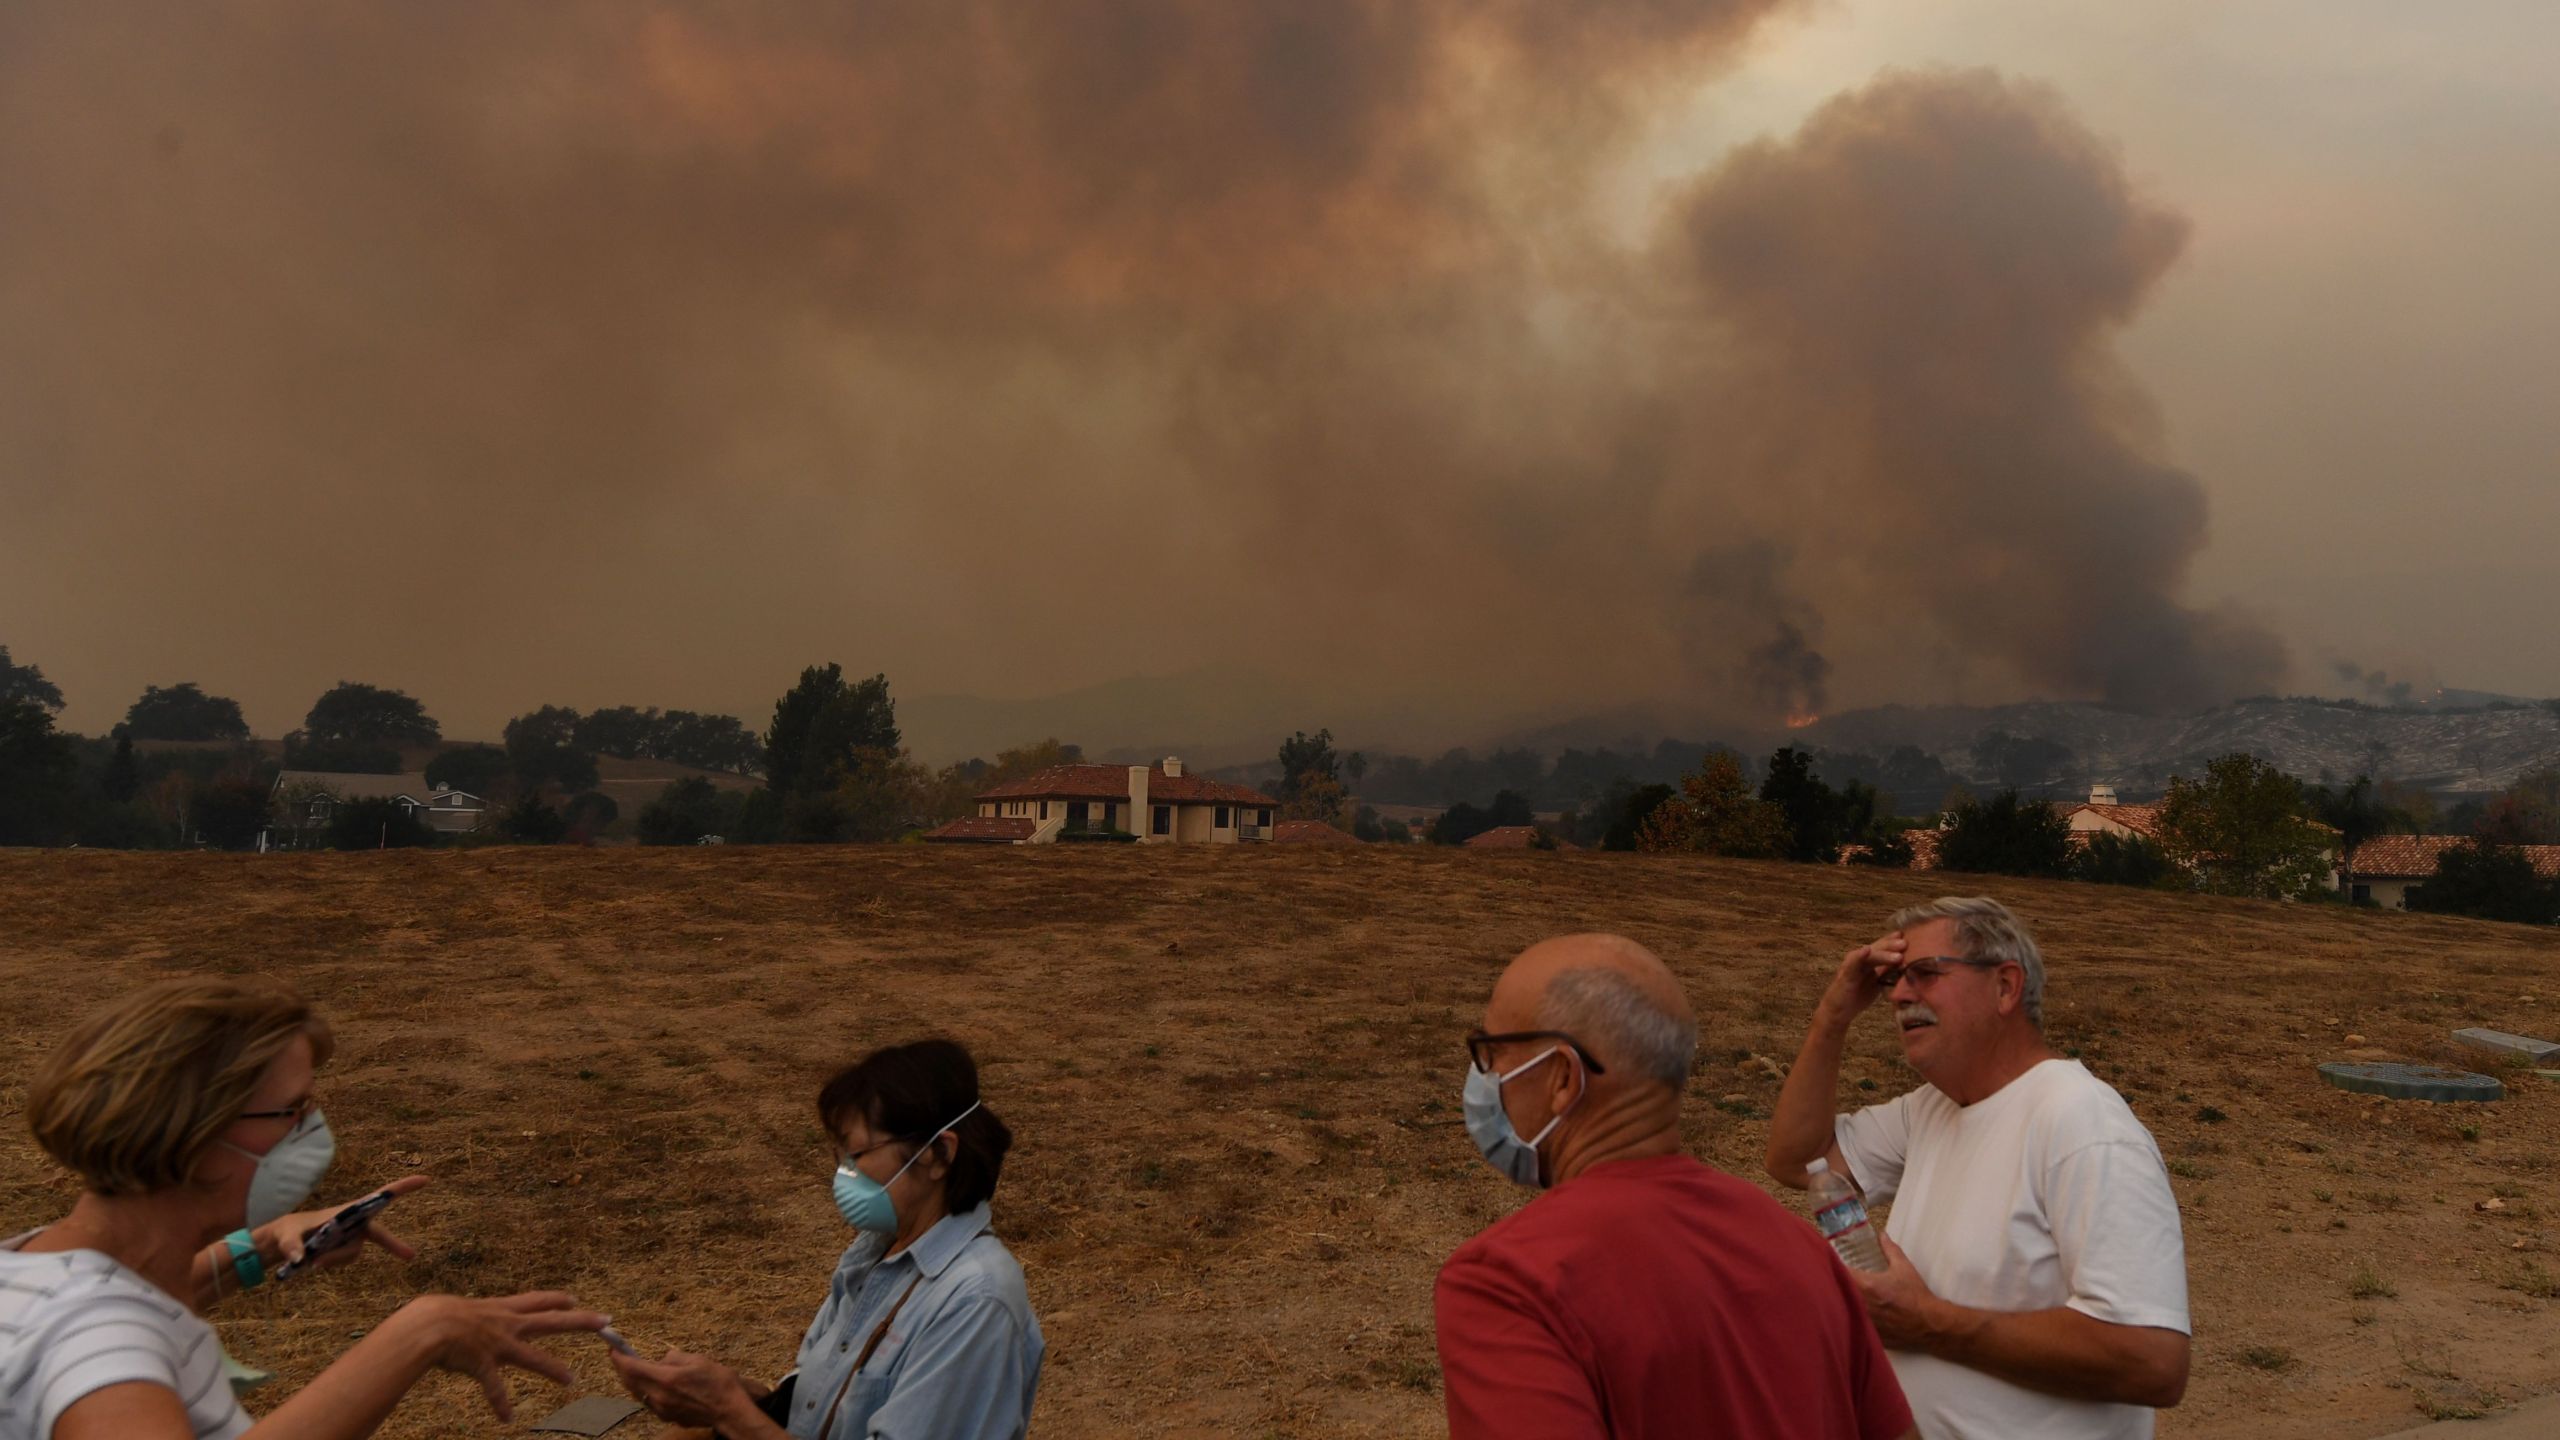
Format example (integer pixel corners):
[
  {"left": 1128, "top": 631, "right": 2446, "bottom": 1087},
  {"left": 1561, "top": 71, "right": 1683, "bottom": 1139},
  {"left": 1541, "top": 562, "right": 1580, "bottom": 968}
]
[
  {"left": 599, "top": 1326, "right": 638, "bottom": 1357},
  {"left": 272, "top": 1188, "right": 397, "bottom": 1282}
]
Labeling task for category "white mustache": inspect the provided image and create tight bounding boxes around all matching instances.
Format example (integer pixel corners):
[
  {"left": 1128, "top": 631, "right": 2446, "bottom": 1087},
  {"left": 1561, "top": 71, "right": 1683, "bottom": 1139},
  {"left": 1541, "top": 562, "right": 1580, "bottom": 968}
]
[{"left": 1896, "top": 1002, "right": 1940, "bottom": 1028}]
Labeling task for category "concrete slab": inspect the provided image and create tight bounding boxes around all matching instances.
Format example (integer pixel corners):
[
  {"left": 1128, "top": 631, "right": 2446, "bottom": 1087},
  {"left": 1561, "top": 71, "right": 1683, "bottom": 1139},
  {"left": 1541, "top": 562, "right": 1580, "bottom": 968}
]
[
  {"left": 2377, "top": 1392, "right": 2560, "bottom": 1437},
  {"left": 2455, "top": 1028, "right": 2560, "bottom": 1064}
]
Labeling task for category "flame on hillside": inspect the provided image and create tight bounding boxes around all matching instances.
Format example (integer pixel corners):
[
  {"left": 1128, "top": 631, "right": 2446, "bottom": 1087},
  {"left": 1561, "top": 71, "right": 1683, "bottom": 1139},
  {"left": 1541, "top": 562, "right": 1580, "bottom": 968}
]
[{"left": 1785, "top": 710, "right": 1821, "bottom": 730}]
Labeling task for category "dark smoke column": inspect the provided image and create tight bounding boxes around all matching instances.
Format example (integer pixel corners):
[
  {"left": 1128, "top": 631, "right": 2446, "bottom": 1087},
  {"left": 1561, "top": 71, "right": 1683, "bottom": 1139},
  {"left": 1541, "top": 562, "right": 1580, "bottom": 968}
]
[{"left": 1671, "top": 69, "right": 2287, "bottom": 712}]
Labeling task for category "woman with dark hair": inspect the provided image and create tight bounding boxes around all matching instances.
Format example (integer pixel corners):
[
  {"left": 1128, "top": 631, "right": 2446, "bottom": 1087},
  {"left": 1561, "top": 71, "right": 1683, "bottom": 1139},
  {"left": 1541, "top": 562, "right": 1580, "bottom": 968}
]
[{"left": 612, "top": 1039, "right": 1042, "bottom": 1440}]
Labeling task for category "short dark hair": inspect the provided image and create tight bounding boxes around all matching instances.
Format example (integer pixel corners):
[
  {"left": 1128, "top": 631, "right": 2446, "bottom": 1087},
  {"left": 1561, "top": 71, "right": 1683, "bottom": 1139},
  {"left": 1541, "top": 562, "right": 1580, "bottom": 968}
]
[{"left": 817, "top": 1038, "right": 1011, "bottom": 1214}]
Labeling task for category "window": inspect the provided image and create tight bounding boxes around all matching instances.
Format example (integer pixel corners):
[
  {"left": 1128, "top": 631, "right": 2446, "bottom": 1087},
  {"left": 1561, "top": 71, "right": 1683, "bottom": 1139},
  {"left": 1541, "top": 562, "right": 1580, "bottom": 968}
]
[
  {"left": 2350, "top": 883, "right": 2371, "bottom": 904},
  {"left": 1257, "top": 808, "right": 1272, "bottom": 828},
  {"left": 1039, "top": 801, "right": 1049, "bottom": 820},
  {"left": 1103, "top": 804, "right": 1117, "bottom": 830},
  {"left": 1215, "top": 806, "right": 1230, "bottom": 828},
  {"left": 1152, "top": 805, "right": 1171, "bottom": 836}
]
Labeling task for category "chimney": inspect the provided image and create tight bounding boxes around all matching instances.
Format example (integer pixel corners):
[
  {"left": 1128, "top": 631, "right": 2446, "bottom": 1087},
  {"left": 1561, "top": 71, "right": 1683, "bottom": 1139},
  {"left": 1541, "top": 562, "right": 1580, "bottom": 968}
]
[
  {"left": 2089, "top": 784, "right": 2117, "bottom": 806},
  {"left": 1162, "top": 756, "right": 1184, "bottom": 778},
  {"left": 1128, "top": 764, "right": 1150, "bottom": 833}
]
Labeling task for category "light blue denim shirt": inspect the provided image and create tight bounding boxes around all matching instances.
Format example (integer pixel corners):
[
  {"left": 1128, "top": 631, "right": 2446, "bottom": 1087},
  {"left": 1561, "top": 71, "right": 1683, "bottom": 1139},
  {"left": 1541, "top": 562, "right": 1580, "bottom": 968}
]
[{"left": 784, "top": 1204, "right": 1042, "bottom": 1440}]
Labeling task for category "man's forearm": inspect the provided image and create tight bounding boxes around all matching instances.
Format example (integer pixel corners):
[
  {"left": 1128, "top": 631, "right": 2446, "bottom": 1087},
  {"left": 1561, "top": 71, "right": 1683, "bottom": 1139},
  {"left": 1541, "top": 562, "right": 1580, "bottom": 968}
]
[
  {"left": 1766, "top": 1004, "right": 1853, "bottom": 1187},
  {"left": 1916, "top": 1298, "right": 2188, "bottom": 1408}
]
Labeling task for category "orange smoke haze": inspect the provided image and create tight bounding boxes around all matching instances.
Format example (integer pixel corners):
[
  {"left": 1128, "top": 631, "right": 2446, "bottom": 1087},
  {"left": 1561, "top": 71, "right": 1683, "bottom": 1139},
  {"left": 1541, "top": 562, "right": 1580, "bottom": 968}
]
[{"left": 0, "top": 3, "right": 2281, "bottom": 742}]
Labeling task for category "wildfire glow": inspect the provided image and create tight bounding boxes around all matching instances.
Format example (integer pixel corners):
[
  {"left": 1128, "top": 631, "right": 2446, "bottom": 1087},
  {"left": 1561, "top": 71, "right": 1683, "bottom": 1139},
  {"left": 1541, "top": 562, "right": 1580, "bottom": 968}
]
[{"left": 1785, "top": 710, "right": 1821, "bottom": 729}]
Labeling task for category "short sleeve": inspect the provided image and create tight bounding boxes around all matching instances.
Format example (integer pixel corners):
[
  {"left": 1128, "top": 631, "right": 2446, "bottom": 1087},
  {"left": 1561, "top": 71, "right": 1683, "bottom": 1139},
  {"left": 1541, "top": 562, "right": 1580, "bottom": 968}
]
[
  {"left": 2045, "top": 1139, "right": 2191, "bottom": 1335},
  {"left": 28, "top": 1293, "right": 193, "bottom": 1439},
  {"left": 1834, "top": 1091, "right": 1916, "bottom": 1203},
  {"left": 1433, "top": 1248, "right": 1607, "bottom": 1440}
]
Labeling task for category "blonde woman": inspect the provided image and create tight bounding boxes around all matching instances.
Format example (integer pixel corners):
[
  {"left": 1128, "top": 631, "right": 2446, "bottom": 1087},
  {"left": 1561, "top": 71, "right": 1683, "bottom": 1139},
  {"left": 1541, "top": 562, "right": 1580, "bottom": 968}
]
[{"left": 1, "top": 977, "right": 606, "bottom": 1440}]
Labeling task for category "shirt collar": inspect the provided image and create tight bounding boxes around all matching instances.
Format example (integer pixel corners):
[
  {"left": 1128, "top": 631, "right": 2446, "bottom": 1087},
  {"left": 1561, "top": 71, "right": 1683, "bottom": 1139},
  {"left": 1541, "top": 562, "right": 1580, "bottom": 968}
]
[{"left": 899, "top": 1203, "right": 993, "bottom": 1280}]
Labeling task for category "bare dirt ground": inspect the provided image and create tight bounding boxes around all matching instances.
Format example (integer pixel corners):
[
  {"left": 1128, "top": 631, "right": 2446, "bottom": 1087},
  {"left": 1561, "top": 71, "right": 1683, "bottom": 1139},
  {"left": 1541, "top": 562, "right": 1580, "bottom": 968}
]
[{"left": 3, "top": 846, "right": 2557, "bottom": 1438}]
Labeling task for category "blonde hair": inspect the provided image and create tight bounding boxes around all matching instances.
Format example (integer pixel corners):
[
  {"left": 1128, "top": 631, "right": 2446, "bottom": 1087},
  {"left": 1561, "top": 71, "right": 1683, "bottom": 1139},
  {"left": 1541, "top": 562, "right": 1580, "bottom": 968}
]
[{"left": 26, "top": 976, "right": 334, "bottom": 1195}]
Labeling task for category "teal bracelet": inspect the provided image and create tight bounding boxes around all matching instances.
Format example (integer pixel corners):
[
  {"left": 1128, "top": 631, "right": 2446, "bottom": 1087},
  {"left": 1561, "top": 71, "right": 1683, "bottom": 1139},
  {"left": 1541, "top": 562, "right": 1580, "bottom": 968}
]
[{"left": 222, "top": 1230, "right": 265, "bottom": 1292}]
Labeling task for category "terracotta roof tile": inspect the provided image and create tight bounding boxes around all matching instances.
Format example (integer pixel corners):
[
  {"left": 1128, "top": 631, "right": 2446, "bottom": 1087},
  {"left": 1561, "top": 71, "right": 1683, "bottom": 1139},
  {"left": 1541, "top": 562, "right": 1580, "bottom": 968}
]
[
  {"left": 976, "top": 764, "right": 1277, "bottom": 808},
  {"left": 2348, "top": 834, "right": 2560, "bottom": 879},
  {"left": 922, "top": 816, "right": 1038, "bottom": 844},
  {"left": 1464, "top": 825, "right": 1576, "bottom": 850}
]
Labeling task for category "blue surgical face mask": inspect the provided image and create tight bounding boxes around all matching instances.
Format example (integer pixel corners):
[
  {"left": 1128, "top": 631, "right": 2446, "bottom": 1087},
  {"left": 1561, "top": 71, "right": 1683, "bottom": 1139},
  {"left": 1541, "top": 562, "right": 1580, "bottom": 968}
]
[
  {"left": 833, "top": 1100, "right": 982, "bottom": 1233},
  {"left": 1462, "top": 1048, "right": 1579, "bottom": 1190}
]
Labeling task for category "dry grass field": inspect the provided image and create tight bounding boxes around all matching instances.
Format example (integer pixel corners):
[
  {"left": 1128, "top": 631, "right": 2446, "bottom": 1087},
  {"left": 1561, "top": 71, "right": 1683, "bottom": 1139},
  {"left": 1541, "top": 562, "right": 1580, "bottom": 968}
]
[{"left": 4, "top": 846, "right": 2558, "bottom": 1437}]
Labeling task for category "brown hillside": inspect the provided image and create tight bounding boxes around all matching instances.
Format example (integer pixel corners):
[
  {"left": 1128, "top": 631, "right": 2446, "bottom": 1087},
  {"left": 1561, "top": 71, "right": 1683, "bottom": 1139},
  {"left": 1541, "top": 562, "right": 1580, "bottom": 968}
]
[{"left": 1, "top": 848, "right": 2554, "bottom": 1437}]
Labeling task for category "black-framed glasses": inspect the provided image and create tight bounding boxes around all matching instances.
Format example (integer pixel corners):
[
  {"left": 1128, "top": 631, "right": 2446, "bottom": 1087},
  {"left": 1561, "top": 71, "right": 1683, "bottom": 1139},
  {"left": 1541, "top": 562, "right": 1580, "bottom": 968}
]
[
  {"left": 1874, "top": 955, "right": 2004, "bottom": 990},
  {"left": 1466, "top": 1029, "right": 1607, "bottom": 1077},
  {"left": 834, "top": 1134, "right": 919, "bottom": 1172},
  {"left": 237, "top": 1095, "right": 321, "bottom": 1129}
]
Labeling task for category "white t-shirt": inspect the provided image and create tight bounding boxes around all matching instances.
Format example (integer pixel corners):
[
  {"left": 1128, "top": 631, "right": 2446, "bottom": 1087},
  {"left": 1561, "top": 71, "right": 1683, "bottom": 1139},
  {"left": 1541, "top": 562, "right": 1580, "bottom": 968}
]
[
  {"left": 0, "top": 1233, "right": 250, "bottom": 1440},
  {"left": 1835, "top": 1059, "right": 2189, "bottom": 1440}
]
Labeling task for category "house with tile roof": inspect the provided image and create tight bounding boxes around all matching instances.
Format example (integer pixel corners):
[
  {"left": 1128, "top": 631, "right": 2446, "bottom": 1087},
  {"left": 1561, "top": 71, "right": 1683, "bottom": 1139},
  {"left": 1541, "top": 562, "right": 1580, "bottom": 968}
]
[
  {"left": 2058, "top": 786, "right": 2166, "bottom": 841},
  {"left": 2345, "top": 834, "right": 2560, "bottom": 910},
  {"left": 921, "top": 758, "right": 1279, "bottom": 845}
]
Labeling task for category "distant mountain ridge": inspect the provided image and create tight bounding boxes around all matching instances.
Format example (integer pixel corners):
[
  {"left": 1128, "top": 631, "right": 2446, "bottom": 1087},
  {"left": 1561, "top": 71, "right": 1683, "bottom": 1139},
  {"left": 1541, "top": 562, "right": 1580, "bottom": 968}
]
[{"left": 1795, "top": 697, "right": 2560, "bottom": 795}]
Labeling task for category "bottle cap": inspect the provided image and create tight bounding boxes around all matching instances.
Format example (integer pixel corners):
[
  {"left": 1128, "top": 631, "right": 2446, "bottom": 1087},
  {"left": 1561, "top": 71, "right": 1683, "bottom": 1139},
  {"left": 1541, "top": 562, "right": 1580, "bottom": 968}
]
[{"left": 1806, "top": 1157, "right": 1830, "bottom": 1175}]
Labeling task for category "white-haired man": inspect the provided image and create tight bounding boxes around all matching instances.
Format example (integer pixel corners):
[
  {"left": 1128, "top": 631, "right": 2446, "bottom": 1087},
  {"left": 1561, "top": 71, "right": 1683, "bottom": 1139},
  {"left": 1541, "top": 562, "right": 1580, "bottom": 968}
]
[{"left": 1767, "top": 897, "right": 2190, "bottom": 1440}]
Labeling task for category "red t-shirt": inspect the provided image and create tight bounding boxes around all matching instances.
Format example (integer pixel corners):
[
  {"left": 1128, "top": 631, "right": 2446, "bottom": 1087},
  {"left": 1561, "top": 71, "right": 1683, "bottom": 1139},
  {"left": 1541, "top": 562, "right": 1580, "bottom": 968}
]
[{"left": 1435, "top": 1154, "right": 1912, "bottom": 1440}]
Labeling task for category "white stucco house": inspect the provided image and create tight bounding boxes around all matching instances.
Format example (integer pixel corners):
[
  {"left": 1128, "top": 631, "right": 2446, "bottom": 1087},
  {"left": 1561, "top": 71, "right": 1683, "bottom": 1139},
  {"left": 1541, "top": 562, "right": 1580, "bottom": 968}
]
[
  {"left": 923, "top": 758, "right": 1278, "bottom": 845},
  {"left": 2344, "top": 834, "right": 2560, "bottom": 909}
]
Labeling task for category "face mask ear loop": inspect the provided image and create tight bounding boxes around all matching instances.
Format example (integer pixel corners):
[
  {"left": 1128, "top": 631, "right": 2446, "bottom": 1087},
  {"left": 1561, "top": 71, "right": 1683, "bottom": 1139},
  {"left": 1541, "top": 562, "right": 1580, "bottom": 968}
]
[
  {"left": 884, "top": 1098, "right": 983, "bottom": 1187},
  {"left": 1520, "top": 1048, "right": 1587, "bottom": 1151}
]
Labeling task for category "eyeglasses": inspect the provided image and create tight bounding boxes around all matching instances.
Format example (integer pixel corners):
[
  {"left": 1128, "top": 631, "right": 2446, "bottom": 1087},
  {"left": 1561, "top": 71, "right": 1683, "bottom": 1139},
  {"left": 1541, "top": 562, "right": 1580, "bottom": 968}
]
[
  {"left": 1465, "top": 1030, "right": 1608, "bottom": 1076},
  {"left": 1873, "top": 956, "right": 2005, "bottom": 989},
  {"left": 834, "top": 1134, "right": 919, "bottom": 1172},
  {"left": 237, "top": 1095, "right": 321, "bottom": 1129}
]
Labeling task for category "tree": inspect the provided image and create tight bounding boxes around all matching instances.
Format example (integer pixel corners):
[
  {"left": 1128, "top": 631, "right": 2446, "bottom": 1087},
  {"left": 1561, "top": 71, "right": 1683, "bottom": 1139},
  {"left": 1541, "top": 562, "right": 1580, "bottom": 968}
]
[
  {"left": 1760, "top": 746, "right": 1862, "bottom": 863},
  {"left": 121, "top": 683, "right": 251, "bottom": 742},
  {"left": 2407, "top": 841, "right": 2560, "bottom": 926},
  {"left": 192, "top": 776, "right": 276, "bottom": 850},
  {"left": 1637, "top": 752, "right": 1790, "bottom": 859},
  {"left": 2156, "top": 753, "right": 2332, "bottom": 900},
  {"left": 638, "top": 778, "right": 729, "bottom": 846},
  {"left": 573, "top": 705, "right": 661, "bottom": 759},
  {"left": 822, "top": 748, "right": 932, "bottom": 842},
  {"left": 2476, "top": 767, "right": 2560, "bottom": 847},
  {"left": 0, "top": 699, "right": 80, "bottom": 844},
  {"left": 1597, "top": 781, "right": 1677, "bottom": 852},
  {"left": 1846, "top": 826, "right": 1915, "bottom": 868},
  {"left": 327, "top": 797, "right": 434, "bottom": 850},
  {"left": 1937, "top": 790, "right": 2074, "bottom": 878},
  {"left": 498, "top": 794, "right": 570, "bottom": 845},
  {"left": 1970, "top": 731, "right": 2075, "bottom": 791},
  {"left": 503, "top": 705, "right": 599, "bottom": 795},
  {"left": 425, "top": 745, "right": 511, "bottom": 797},
  {"left": 563, "top": 791, "right": 619, "bottom": 839},
  {"left": 1277, "top": 729, "right": 1346, "bottom": 824},
  {"left": 2074, "top": 831, "right": 2175, "bottom": 888},
  {"left": 101, "top": 734, "right": 141, "bottom": 804},
  {"left": 1430, "top": 802, "right": 1494, "bottom": 846},
  {"left": 0, "top": 646, "right": 66, "bottom": 713},
  {"left": 763, "top": 666, "right": 899, "bottom": 801},
  {"left": 299, "top": 681, "right": 441, "bottom": 750}
]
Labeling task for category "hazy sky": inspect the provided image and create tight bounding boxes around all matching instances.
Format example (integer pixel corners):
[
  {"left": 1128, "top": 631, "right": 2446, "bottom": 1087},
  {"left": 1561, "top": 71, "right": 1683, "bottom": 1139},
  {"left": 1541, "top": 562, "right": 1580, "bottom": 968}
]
[
  {"left": 1717, "top": 1, "right": 2560, "bottom": 698},
  {"left": 6, "top": 2, "right": 2554, "bottom": 742}
]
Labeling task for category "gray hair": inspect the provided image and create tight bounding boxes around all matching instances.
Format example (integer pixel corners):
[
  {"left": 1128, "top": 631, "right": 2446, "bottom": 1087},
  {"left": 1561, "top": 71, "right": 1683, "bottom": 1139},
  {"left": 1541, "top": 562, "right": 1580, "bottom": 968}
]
[
  {"left": 1889, "top": 896, "right": 2047, "bottom": 1026},
  {"left": 1538, "top": 967, "right": 1697, "bottom": 1089}
]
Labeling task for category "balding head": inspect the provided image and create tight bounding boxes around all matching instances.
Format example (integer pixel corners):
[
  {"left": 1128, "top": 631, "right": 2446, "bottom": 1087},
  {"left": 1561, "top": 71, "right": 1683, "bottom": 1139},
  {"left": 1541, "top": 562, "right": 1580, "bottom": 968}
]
[{"left": 1488, "top": 934, "right": 1697, "bottom": 1090}]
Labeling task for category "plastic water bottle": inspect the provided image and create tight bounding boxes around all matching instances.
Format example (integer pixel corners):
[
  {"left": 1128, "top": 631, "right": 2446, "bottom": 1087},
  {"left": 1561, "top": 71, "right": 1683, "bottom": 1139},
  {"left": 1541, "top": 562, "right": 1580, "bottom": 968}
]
[{"left": 1807, "top": 1157, "right": 1887, "bottom": 1271}]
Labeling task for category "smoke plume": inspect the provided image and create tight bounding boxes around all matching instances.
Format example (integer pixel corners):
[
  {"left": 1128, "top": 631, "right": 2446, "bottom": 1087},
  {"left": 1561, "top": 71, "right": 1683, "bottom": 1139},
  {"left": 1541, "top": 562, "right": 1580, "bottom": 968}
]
[{"left": 0, "top": 5, "right": 2283, "bottom": 740}]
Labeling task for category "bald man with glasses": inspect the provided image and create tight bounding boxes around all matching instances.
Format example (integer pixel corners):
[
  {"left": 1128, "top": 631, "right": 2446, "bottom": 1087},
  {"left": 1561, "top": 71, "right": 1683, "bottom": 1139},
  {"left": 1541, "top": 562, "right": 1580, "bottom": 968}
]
[{"left": 1767, "top": 897, "right": 2191, "bottom": 1440}]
